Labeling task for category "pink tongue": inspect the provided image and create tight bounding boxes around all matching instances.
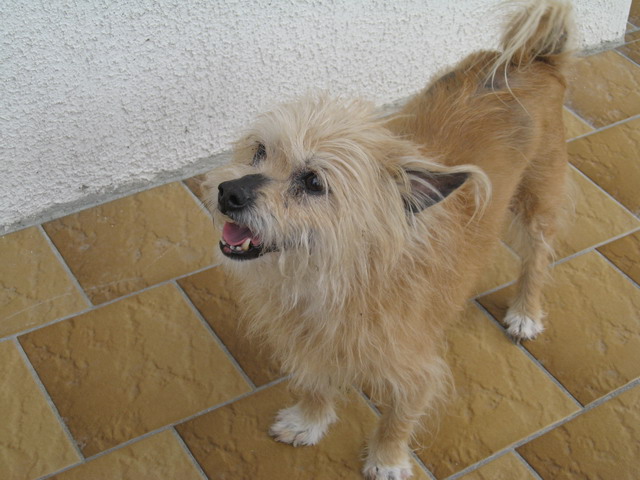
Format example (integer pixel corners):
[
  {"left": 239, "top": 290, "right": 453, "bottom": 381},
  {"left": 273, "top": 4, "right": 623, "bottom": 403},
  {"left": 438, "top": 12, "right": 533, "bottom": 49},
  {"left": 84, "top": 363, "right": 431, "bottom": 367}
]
[{"left": 223, "top": 222, "right": 261, "bottom": 246}]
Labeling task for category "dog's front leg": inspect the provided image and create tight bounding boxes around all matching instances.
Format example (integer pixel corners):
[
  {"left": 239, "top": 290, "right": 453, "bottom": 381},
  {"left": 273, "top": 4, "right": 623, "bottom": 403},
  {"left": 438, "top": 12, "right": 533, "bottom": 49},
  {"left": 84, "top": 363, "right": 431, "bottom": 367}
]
[
  {"left": 269, "top": 378, "right": 338, "bottom": 447},
  {"left": 363, "top": 395, "right": 422, "bottom": 480}
]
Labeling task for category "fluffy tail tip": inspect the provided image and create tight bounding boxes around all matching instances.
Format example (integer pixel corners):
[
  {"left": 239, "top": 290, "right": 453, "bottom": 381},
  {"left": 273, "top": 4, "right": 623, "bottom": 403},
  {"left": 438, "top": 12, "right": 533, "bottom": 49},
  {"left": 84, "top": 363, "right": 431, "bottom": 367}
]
[{"left": 499, "top": 0, "right": 573, "bottom": 68}]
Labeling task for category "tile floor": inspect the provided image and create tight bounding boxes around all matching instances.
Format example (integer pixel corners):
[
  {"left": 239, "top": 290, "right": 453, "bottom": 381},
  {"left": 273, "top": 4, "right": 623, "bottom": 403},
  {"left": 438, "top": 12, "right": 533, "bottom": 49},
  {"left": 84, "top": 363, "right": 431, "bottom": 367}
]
[{"left": 2, "top": 10, "right": 640, "bottom": 480}]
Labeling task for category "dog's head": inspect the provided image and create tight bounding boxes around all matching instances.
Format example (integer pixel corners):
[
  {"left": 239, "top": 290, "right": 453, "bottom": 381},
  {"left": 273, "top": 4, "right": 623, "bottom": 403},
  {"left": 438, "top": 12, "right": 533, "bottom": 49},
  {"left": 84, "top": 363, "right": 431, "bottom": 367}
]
[{"left": 203, "top": 95, "right": 488, "bottom": 298}]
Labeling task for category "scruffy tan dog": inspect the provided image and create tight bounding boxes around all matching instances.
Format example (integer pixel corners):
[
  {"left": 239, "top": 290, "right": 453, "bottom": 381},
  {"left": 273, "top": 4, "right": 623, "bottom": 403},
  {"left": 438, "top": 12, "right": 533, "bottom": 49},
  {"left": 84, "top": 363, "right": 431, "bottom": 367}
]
[{"left": 203, "top": 1, "right": 572, "bottom": 478}]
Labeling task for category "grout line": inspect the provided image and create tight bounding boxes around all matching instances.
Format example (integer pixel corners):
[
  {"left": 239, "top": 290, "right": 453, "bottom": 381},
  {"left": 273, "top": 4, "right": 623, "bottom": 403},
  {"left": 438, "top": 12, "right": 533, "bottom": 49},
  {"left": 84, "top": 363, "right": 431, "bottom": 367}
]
[
  {"left": 563, "top": 104, "right": 596, "bottom": 130},
  {"left": 38, "top": 225, "right": 93, "bottom": 307},
  {"left": 473, "top": 300, "right": 584, "bottom": 409},
  {"left": 355, "top": 390, "right": 438, "bottom": 480},
  {"left": 613, "top": 47, "right": 640, "bottom": 68},
  {"left": 473, "top": 220, "right": 640, "bottom": 300},
  {"left": 499, "top": 238, "right": 519, "bottom": 257},
  {"left": 512, "top": 449, "right": 544, "bottom": 480},
  {"left": 444, "top": 450, "right": 513, "bottom": 480},
  {"left": 13, "top": 338, "right": 85, "bottom": 462},
  {"left": 356, "top": 389, "right": 381, "bottom": 416},
  {"left": 550, "top": 225, "right": 640, "bottom": 268},
  {"left": 1, "top": 261, "right": 222, "bottom": 343},
  {"left": 595, "top": 249, "right": 640, "bottom": 289},
  {"left": 581, "top": 377, "right": 640, "bottom": 408},
  {"left": 410, "top": 451, "right": 438, "bottom": 480},
  {"left": 567, "top": 113, "right": 640, "bottom": 143},
  {"left": 616, "top": 50, "right": 640, "bottom": 68},
  {"left": 443, "top": 376, "right": 640, "bottom": 480},
  {"left": 472, "top": 278, "right": 516, "bottom": 300},
  {"left": 472, "top": 189, "right": 640, "bottom": 301},
  {"left": 445, "top": 447, "right": 544, "bottom": 480},
  {"left": 176, "top": 375, "right": 289, "bottom": 426},
  {"left": 36, "top": 428, "right": 175, "bottom": 480},
  {"left": 179, "top": 180, "right": 214, "bottom": 220},
  {"left": 173, "top": 280, "right": 257, "bottom": 390},
  {"left": 569, "top": 160, "right": 639, "bottom": 220},
  {"left": 36, "top": 375, "right": 289, "bottom": 480},
  {"left": 171, "top": 427, "right": 210, "bottom": 480},
  {"left": 38, "top": 462, "right": 83, "bottom": 478},
  {"left": 410, "top": 451, "right": 437, "bottom": 480}
]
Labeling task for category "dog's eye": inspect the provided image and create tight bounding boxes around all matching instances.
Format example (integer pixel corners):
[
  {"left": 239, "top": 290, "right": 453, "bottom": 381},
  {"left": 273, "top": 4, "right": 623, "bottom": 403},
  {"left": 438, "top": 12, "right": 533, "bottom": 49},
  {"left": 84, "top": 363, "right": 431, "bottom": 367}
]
[
  {"left": 302, "top": 172, "right": 324, "bottom": 194},
  {"left": 253, "top": 143, "right": 266, "bottom": 164}
]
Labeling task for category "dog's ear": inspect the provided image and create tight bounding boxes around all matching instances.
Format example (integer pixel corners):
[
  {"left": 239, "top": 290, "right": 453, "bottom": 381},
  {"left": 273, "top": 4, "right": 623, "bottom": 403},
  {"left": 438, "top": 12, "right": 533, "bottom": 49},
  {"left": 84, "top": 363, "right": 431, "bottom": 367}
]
[{"left": 402, "top": 169, "right": 469, "bottom": 213}]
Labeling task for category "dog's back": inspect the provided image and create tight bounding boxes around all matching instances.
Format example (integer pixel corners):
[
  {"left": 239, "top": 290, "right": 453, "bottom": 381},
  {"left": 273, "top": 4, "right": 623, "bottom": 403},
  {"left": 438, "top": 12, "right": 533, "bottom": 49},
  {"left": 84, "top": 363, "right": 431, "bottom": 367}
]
[{"left": 386, "top": 0, "right": 572, "bottom": 311}]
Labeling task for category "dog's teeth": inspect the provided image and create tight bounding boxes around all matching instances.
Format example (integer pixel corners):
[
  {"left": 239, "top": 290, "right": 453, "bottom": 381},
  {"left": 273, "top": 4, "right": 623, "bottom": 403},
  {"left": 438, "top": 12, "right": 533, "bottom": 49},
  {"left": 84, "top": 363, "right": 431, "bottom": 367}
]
[{"left": 241, "top": 238, "right": 251, "bottom": 251}]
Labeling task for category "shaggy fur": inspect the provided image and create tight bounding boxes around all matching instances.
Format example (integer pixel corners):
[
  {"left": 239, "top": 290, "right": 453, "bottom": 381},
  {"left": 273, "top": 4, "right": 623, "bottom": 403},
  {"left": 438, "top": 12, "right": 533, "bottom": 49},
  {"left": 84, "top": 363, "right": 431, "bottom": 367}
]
[{"left": 203, "top": 1, "right": 572, "bottom": 478}]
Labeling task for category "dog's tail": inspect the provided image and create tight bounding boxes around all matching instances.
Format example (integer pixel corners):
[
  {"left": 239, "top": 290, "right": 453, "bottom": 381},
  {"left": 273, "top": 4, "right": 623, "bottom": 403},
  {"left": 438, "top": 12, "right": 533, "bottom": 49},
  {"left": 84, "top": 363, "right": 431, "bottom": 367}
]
[{"left": 492, "top": 0, "right": 573, "bottom": 76}]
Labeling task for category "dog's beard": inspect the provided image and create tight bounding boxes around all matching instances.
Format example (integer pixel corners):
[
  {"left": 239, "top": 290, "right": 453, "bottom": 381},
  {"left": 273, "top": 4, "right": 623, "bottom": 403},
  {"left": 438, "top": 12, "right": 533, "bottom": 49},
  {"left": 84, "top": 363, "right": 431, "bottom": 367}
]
[{"left": 215, "top": 205, "right": 362, "bottom": 312}]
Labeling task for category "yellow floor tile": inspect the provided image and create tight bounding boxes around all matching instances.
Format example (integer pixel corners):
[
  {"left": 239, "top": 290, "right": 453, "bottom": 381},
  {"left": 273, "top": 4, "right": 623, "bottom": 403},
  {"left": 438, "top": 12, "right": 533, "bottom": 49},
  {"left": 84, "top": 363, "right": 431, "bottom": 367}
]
[
  {"left": 19, "top": 284, "right": 251, "bottom": 456},
  {"left": 618, "top": 30, "right": 640, "bottom": 64},
  {"left": 178, "top": 266, "right": 281, "bottom": 386},
  {"left": 0, "top": 341, "right": 80, "bottom": 479},
  {"left": 0, "top": 227, "right": 88, "bottom": 337},
  {"left": 472, "top": 243, "right": 520, "bottom": 296},
  {"left": 49, "top": 431, "right": 201, "bottom": 480},
  {"left": 43, "top": 182, "right": 215, "bottom": 305},
  {"left": 518, "top": 385, "right": 640, "bottom": 479},
  {"left": 177, "top": 382, "right": 430, "bottom": 479},
  {"left": 569, "top": 118, "right": 640, "bottom": 216},
  {"left": 478, "top": 252, "right": 640, "bottom": 405},
  {"left": 415, "top": 304, "right": 578, "bottom": 479},
  {"left": 457, "top": 453, "right": 535, "bottom": 480},
  {"left": 598, "top": 230, "right": 640, "bottom": 285},
  {"left": 630, "top": 0, "right": 640, "bottom": 26},
  {"left": 183, "top": 174, "right": 209, "bottom": 205},
  {"left": 565, "top": 51, "right": 640, "bottom": 127},
  {"left": 553, "top": 167, "right": 639, "bottom": 259},
  {"left": 562, "top": 107, "right": 593, "bottom": 140}
]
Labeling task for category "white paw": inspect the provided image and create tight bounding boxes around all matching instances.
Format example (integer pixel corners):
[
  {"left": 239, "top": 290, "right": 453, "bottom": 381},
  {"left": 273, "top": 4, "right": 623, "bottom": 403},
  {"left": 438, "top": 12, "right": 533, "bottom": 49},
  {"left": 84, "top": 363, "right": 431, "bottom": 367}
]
[
  {"left": 269, "top": 404, "right": 337, "bottom": 447},
  {"left": 363, "top": 459, "right": 412, "bottom": 480},
  {"left": 504, "top": 308, "right": 544, "bottom": 341}
]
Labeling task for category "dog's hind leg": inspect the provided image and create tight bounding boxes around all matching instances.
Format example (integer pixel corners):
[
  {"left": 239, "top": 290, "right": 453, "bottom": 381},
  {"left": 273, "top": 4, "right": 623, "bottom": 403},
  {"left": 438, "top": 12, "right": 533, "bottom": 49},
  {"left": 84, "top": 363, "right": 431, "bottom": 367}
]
[
  {"left": 505, "top": 143, "right": 569, "bottom": 341},
  {"left": 269, "top": 379, "right": 338, "bottom": 447}
]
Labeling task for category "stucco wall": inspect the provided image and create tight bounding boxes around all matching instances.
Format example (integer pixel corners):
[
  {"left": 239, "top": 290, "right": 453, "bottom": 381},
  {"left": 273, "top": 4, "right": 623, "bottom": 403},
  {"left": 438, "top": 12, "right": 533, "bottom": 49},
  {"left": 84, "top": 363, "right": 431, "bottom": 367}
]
[{"left": 1, "top": 0, "right": 631, "bottom": 234}]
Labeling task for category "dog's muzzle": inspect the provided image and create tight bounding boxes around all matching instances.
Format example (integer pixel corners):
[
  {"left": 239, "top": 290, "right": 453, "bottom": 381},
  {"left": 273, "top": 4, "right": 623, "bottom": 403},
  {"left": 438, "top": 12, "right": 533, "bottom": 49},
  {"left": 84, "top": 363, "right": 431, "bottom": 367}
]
[
  {"left": 217, "top": 174, "right": 267, "bottom": 215},
  {"left": 217, "top": 174, "right": 270, "bottom": 261}
]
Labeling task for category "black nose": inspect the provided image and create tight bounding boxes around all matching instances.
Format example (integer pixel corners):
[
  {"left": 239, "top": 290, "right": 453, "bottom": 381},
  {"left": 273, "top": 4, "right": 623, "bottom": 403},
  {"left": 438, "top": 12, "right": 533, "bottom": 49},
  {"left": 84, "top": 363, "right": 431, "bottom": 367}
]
[{"left": 218, "top": 174, "right": 268, "bottom": 214}]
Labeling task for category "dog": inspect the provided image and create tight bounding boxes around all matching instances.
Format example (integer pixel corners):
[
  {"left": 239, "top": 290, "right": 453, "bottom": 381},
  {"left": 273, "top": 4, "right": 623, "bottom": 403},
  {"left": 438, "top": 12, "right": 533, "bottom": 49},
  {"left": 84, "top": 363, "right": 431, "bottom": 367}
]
[{"left": 203, "top": 1, "right": 572, "bottom": 478}]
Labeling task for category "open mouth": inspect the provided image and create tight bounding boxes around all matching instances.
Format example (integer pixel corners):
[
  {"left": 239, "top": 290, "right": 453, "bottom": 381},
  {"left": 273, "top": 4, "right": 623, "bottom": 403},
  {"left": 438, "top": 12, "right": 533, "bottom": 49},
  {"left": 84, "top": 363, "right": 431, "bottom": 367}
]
[{"left": 219, "top": 221, "right": 265, "bottom": 261}]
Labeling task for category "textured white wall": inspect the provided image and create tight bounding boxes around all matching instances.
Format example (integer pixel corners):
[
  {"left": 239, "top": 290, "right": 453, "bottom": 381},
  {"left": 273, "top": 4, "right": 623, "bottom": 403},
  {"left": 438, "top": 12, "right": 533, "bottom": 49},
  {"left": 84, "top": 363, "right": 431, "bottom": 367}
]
[{"left": 1, "top": 0, "right": 631, "bottom": 234}]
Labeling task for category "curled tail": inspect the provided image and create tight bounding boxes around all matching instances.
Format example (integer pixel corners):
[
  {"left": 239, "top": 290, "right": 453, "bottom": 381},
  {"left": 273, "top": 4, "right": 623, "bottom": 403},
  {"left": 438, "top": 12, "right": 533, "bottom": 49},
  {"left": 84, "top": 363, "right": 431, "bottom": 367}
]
[{"left": 493, "top": 0, "right": 573, "bottom": 75}]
